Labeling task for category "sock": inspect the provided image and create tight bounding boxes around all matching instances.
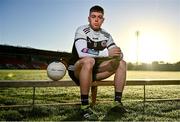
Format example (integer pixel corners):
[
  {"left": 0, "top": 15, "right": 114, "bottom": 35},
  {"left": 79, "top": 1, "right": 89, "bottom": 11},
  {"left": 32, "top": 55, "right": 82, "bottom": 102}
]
[
  {"left": 81, "top": 95, "right": 89, "bottom": 106},
  {"left": 115, "top": 92, "right": 122, "bottom": 102}
]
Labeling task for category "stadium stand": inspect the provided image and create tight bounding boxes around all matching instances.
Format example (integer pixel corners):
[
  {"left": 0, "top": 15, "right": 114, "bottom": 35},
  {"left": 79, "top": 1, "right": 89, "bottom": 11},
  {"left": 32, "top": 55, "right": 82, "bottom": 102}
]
[{"left": 0, "top": 45, "right": 71, "bottom": 69}]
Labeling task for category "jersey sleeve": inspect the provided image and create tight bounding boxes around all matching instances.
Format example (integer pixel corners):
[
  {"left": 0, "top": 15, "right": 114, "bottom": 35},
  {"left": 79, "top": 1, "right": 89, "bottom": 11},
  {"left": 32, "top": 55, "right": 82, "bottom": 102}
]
[
  {"left": 106, "top": 34, "right": 117, "bottom": 49},
  {"left": 74, "top": 26, "right": 87, "bottom": 41}
]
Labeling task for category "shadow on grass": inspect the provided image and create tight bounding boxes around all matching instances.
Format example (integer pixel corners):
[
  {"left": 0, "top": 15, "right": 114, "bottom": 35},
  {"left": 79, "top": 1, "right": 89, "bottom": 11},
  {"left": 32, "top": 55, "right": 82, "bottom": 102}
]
[
  {"left": 101, "top": 107, "right": 126, "bottom": 121},
  {"left": 61, "top": 108, "right": 83, "bottom": 121},
  {"left": 63, "top": 103, "right": 130, "bottom": 121}
]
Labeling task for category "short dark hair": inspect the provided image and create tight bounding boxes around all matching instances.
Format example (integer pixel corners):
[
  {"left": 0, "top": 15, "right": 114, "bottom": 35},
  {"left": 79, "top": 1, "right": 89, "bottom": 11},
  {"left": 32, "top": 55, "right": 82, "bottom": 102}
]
[{"left": 89, "top": 5, "right": 104, "bottom": 15}]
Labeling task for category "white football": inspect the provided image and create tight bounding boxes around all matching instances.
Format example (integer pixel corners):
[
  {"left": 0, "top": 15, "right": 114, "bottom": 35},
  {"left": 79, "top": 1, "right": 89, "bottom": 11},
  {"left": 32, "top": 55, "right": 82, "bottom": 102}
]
[{"left": 47, "top": 61, "right": 66, "bottom": 81}]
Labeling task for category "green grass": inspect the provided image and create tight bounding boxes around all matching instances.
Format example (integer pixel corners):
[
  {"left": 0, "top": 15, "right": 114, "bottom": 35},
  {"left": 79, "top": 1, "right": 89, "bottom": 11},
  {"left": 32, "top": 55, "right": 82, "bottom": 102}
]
[
  {"left": 0, "top": 70, "right": 48, "bottom": 80},
  {"left": 0, "top": 101, "right": 179, "bottom": 121},
  {"left": 0, "top": 70, "right": 180, "bottom": 121},
  {"left": 1, "top": 70, "right": 180, "bottom": 80}
]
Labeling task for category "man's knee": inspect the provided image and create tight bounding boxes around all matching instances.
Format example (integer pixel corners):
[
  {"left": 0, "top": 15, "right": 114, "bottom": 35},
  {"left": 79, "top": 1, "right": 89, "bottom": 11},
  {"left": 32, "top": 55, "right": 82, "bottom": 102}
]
[
  {"left": 110, "top": 59, "right": 120, "bottom": 71},
  {"left": 119, "top": 60, "right": 127, "bottom": 70},
  {"left": 81, "top": 57, "right": 95, "bottom": 69},
  {"left": 111, "top": 59, "right": 126, "bottom": 71}
]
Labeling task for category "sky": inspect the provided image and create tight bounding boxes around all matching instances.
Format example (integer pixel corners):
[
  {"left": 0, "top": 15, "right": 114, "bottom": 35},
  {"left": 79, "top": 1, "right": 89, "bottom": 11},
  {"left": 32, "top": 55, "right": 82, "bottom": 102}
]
[{"left": 0, "top": 0, "right": 180, "bottom": 63}]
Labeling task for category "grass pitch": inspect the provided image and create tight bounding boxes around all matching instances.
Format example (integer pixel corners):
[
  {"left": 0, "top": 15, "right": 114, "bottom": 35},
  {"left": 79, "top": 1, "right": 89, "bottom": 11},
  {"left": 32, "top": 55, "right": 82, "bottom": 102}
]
[{"left": 0, "top": 70, "right": 179, "bottom": 121}]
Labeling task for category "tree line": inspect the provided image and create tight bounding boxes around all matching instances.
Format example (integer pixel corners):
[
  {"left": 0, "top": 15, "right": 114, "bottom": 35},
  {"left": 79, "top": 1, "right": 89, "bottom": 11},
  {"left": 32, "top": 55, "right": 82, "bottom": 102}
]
[{"left": 127, "top": 61, "right": 180, "bottom": 71}]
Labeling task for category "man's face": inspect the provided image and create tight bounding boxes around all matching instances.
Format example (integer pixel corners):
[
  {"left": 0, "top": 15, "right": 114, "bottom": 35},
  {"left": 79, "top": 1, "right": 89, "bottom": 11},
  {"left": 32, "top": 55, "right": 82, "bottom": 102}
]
[{"left": 88, "top": 11, "right": 104, "bottom": 31}]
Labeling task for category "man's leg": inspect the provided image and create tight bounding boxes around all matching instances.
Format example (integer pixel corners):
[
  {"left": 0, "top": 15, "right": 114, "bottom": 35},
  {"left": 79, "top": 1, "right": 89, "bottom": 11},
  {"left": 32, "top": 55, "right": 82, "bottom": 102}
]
[
  {"left": 95, "top": 58, "right": 127, "bottom": 106},
  {"left": 74, "top": 57, "right": 95, "bottom": 105},
  {"left": 114, "top": 60, "right": 126, "bottom": 103},
  {"left": 74, "top": 57, "right": 98, "bottom": 120},
  {"left": 97, "top": 59, "right": 127, "bottom": 112}
]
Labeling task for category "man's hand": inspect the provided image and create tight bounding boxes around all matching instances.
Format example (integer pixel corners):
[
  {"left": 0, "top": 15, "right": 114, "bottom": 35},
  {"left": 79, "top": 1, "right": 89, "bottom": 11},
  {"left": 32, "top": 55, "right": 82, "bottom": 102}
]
[{"left": 108, "top": 47, "right": 122, "bottom": 57}]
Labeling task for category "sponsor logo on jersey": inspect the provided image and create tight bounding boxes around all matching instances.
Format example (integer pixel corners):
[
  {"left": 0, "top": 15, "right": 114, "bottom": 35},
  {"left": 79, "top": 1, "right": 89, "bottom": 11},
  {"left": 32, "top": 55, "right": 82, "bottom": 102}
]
[
  {"left": 94, "top": 42, "right": 97, "bottom": 47},
  {"left": 92, "top": 37, "right": 99, "bottom": 40}
]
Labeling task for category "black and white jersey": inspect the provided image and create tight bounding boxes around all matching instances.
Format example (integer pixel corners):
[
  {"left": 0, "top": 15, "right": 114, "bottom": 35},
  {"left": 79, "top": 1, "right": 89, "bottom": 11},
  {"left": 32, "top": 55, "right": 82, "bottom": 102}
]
[{"left": 68, "top": 24, "right": 117, "bottom": 69}]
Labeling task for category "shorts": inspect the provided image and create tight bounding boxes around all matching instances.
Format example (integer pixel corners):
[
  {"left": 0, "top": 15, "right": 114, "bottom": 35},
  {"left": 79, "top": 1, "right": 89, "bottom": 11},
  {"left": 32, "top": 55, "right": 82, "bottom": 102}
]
[{"left": 68, "top": 59, "right": 103, "bottom": 86}]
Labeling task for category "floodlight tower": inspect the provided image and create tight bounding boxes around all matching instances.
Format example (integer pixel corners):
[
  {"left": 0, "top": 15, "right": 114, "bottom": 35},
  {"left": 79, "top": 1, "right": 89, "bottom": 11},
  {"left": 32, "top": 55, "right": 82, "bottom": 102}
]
[{"left": 136, "top": 31, "right": 140, "bottom": 65}]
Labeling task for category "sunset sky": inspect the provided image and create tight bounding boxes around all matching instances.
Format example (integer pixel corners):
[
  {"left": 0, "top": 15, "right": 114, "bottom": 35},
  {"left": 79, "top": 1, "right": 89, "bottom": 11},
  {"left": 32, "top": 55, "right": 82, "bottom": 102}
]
[{"left": 1, "top": 0, "right": 180, "bottom": 63}]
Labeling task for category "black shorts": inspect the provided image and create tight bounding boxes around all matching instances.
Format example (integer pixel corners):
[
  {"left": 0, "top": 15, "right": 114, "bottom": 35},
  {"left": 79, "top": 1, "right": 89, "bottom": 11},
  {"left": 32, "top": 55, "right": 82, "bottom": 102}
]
[{"left": 68, "top": 58, "right": 103, "bottom": 86}]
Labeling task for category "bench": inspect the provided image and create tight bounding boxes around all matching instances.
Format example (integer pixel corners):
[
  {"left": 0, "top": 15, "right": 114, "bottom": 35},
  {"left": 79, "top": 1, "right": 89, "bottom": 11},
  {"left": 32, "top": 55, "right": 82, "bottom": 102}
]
[{"left": 0, "top": 79, "right": 180, "bottom": 108}]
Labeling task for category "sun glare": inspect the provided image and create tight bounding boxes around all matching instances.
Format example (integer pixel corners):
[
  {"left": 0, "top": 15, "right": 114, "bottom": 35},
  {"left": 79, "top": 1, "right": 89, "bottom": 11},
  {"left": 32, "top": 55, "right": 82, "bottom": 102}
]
[
  {"left": 125, "top": 30, "right": 171, "bottom": 63},
  {"left": 137, "top": 31, "right": 170, "bottom": 63}
]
